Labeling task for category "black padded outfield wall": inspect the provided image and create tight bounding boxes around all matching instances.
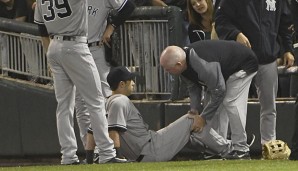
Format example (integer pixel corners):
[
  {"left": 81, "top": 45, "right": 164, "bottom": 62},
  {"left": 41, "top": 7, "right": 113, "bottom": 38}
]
[
  {"left": 0, "top": 78, "right": 84, "bottom": 157},
  {"left": 246, "top": 101, "right": 296, "bottom": 153},
  {"left": 133, "top": 101, "right": 165, "bottom": 131},
  {"left": 0, "top": 78, "right": 296, "bottom": 157}
]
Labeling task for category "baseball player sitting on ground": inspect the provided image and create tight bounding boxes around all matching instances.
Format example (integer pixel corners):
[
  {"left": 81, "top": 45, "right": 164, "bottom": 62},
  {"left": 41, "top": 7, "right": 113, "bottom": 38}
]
[
  {"left": 84, "top": 66, "right": 235, "bottom": 163},
  {"left": 160, "top": 40, "right": 258, "bottom": 160},
  {"left": 75, "top": 0, "right": 136, "bottom": 163}
]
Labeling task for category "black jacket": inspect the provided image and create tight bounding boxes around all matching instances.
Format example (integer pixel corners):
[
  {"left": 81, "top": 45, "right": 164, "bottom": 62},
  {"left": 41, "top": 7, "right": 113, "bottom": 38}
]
[
  {"left": 215, "top": 0, "right": 293, "bottom": 64},
  {"left": 291, "top": 0, "right": 298, "bottom": 41}
]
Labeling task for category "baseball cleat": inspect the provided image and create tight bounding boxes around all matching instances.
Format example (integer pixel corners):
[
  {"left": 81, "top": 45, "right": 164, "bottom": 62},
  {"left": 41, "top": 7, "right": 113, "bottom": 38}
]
[
  {"left": 203, "top": 153, "right": 223, "bottom": 160},
  {"left": 223, "top": 150, "right": 251, "bottom": 160},
  {"left": 93, "top": 153, "right": 99, "bottom": 163},
  {"left": 104, "top": 157, "right": 128, "bottom": 163}
]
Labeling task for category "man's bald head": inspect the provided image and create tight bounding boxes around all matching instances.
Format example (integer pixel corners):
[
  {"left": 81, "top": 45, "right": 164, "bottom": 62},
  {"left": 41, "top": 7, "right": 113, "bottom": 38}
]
[{"left": 159, "top": 46, "right": 187, "bottom": 75}]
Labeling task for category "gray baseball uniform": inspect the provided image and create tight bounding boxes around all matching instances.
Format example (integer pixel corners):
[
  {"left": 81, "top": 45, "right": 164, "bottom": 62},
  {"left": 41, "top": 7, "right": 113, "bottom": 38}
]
[
  {"left": 75, "top": 0, "right": 135, "bottom": 149},
  {"left": 106, "top": 94, "right": 233, "bottom": 162},
  {"left": 34, "top": 0, "right": 115, "bottom": 164}
]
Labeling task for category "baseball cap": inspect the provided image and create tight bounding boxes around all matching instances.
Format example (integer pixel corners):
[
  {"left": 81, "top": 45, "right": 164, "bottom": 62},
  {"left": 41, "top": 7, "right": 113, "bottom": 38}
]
[{"left": 107, "top": 66, "right": 136, "bottom": 90}]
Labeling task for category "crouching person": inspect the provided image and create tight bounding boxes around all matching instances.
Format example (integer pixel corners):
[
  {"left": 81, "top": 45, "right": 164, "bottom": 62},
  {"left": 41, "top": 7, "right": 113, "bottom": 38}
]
[{"left": 85, "top": 66, "right": 234, "bottom": 163}]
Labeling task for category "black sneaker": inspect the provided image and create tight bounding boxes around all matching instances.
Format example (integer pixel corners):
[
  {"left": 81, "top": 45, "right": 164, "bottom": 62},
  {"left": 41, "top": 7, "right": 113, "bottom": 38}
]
[
  {"left": 93, "top": 153, "right": 99, "bottom": 163},
  {"left": 203, "top": 153, "right": 223, "bottom": 160},
  {"left": 223, "top": 150, "right": 251, "bottom": 160},
  {"left": 105, "top": 157, "right": 128, "bottom": 163},
  {"left": 247, "top": 134, "right": 256, "bottom": 147}
]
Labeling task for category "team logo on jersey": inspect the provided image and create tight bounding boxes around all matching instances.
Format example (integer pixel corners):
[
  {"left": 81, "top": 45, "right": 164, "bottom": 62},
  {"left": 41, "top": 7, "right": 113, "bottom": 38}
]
[
  {"left": 266, "top": 0, "right": 276, "bottom": 11},
  {"left": 88, "top": 6, "right": 99, "bottom": 17}
]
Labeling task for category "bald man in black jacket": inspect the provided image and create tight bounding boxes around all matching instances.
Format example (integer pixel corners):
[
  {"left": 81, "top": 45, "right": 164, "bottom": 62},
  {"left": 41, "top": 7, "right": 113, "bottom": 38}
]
[{"left": 160, "top": 40, "right": 258, "bottom": 159}]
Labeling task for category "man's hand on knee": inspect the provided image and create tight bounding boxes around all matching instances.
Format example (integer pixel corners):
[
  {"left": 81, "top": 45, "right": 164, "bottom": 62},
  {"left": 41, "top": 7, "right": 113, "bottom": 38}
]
[{"left": 187, "top": 113, "right": 206, "bottom": 133}]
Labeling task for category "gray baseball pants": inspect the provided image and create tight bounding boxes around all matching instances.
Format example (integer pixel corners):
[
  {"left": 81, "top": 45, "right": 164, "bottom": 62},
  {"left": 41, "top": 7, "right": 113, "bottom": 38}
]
[
  {"left": 140, "top": 114, "right": 233, "bottom": 162},
  {"left": 210, "top": 70, "right": 257, "bottom": 152},
  {"left": 47, "top": 37, "right": 115, "bottom": 164},
  {"left": 75, "top": 45, "right": 111, "bottom": 147},
  {"left": 255, "top": 61, "right": 278, "bottom": 144}
]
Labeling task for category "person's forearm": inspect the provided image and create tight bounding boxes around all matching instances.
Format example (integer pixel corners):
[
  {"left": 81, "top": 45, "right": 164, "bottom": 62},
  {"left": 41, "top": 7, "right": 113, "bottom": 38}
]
[
  {"left": 41, "top": 36, "right": 50, "bottom": 52},
  {"left": 15, "top": 16, "right": 26, "bottom": 22},
  {"left": 152, "top": 0, "right": 167, "bottom": 6},
  {"left": 109, "top": 130, "right": 121, "bottom": 148}
]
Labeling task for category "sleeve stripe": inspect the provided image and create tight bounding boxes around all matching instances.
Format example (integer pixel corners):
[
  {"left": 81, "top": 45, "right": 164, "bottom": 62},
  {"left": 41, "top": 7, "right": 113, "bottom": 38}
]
[
  {"left": 34, "top": 19, "right": 44, "bottom": 24},
  {"left": 108, "top": 124, "right": 127, "bottom": 130},
  {"left": 117, "top": 0, "right": 128, "bottom": 12}
]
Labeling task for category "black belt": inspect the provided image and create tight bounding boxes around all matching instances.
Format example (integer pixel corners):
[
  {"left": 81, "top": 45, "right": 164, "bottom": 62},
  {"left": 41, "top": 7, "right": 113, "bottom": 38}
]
[
  {"left": 50, "top": 35, "right": 77, "bottom": 41},
  {"left": 50, "top": 35, "right": 87, "bottom": 43},
  {"left": 88, "top": 41, "right": 100, "bottom": 47}
]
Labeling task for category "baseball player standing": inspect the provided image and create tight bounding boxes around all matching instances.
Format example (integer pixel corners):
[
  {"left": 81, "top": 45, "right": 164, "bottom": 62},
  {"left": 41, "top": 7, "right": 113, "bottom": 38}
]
[
  {"left": 160, "top": 40, "right": 258, "bottom": 159},
  {"left": 75, "top": 0, "right": 135, "bottom": 162},
  {"left": 34, "top": 0, "right": 123, "bottom": 164},
  {"left": 85, "top": 66, "right": 234, "bottom": 162}
]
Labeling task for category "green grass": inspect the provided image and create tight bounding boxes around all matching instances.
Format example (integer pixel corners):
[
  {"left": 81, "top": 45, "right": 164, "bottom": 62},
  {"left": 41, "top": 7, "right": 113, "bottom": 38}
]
[{"left": 1, "top": 160, "right": 298, "bottom": 171}]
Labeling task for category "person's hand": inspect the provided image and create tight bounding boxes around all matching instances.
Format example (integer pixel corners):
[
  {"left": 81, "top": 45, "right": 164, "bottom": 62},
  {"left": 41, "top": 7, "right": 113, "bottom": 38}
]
[
  {"left": 283, "top": 52, "right": 295, "bottom": 68},
  {"left": 188, "top": 109, "right": 199, "bottom": 115},
  {"left": 288, "top": 24, "right": 295, "bottom": 32},
  {"left": 188, "top": 114, "right": 206, "bottom": 133},
  {"left": 236, "top": 32, "right": 251, "bottom": 48},
  {"left": 101, "top": 24, "right": 115, "bottom": 48},
  {"left": 32, "top": 2, "right": 36, "bottom": 10}
]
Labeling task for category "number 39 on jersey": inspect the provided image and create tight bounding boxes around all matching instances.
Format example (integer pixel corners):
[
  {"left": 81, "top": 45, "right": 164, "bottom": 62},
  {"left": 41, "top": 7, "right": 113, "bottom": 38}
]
[{"left": 41, "top": 0, "right": 72, "bottom": 21}]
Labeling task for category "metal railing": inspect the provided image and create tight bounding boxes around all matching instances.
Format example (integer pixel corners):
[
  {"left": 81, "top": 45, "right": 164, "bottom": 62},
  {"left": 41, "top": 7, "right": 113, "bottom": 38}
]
[
  {"left": 1, "top": 6, "right": 298, "bottom": 99},
  {"left": 111, "top": 6, "right": 184, "bottom": 98},
  {"left": 0, "top": 31, "right": 50, "bottom": 79},
  {"left": 118, "top": 20, "right": 170, "bottom": 94},
  {"left": 0, "top": 6, "right": 184, "bottom": 99}
]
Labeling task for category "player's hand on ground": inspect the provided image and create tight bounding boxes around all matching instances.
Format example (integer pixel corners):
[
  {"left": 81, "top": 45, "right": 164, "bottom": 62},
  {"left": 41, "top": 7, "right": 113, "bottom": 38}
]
[
  {"left": 101, "top": 24, "right": 115, "bottom": 48},
  {"left": 188, "top": 114, "right": 206, "bottom": 133}
]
